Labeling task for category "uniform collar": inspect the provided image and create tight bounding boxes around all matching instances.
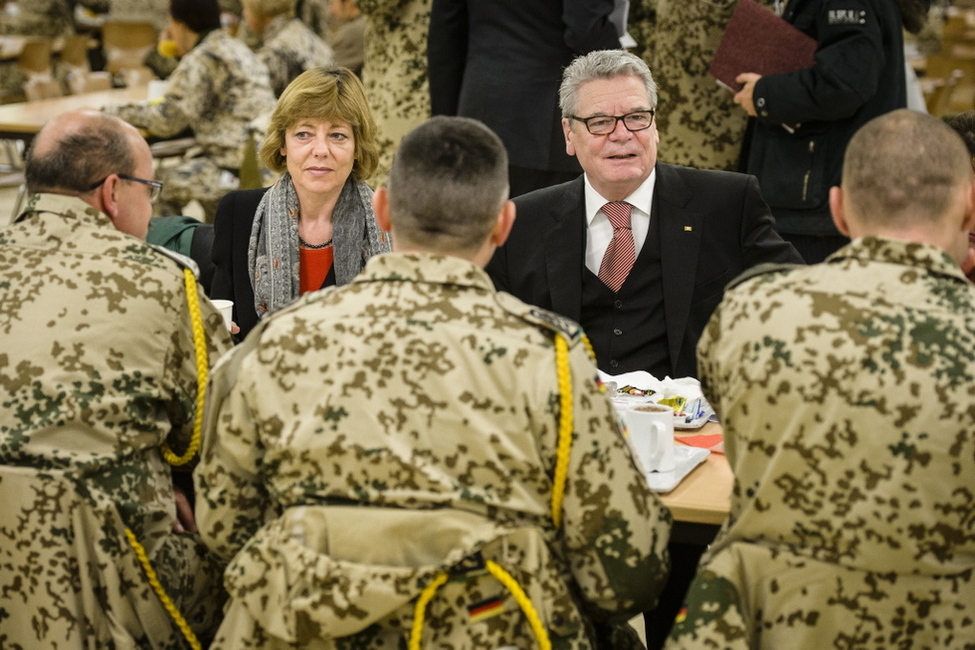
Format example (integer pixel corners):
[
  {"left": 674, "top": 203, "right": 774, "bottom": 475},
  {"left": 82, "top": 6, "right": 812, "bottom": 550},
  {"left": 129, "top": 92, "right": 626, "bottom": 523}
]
[
  {"left": 353, "top": 252, "right": 496, "bottom": 292},
  {"left": 829, "top": 236, "right": 969, "bottom": 282},
  {"left": 17, "top": 192, "right": 113, "bottom": 229}
]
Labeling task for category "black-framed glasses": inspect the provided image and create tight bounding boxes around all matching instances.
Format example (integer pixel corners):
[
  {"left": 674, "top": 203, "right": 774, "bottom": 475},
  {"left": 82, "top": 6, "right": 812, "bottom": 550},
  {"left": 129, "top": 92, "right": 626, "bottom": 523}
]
[
  {"left": 571, "top": 110, "right": 655, "bottom": 135},
  {"left": 88, "top": 173, "right": 164, "bottom": 203}
]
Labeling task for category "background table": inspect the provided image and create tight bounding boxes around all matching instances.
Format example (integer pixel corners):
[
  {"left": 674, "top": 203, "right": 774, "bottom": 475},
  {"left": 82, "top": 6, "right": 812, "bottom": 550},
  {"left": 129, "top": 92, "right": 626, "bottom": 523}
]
[{"left": 0, "top": 85, "right": 147, "bottom": 142}]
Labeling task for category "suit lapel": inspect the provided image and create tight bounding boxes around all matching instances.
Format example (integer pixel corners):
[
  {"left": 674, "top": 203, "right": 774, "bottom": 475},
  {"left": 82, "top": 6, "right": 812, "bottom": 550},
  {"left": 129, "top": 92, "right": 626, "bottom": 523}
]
[
  {"left": 654, "top": 164, "right": 704, "bottom": 369},
  {"left": 545, "top": 178, "right": 586, "bottom": 322}
]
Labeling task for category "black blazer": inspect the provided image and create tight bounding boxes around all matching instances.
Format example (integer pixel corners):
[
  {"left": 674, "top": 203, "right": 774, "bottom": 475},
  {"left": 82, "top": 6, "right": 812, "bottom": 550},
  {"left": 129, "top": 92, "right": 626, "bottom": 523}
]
[
  {"left": 210, "top": 187, "right": 269, "bottom": 338},
  {"left": 486, "top": 164, "right": 804, "bottom": 378},
  {"left": 427, "top": 0, "right": 619, "bottom": 174}
]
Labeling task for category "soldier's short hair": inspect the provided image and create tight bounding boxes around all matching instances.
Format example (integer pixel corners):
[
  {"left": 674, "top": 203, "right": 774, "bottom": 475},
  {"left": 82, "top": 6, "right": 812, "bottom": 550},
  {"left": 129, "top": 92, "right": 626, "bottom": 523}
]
[
  {"left": 843, "top": 109, "right": 972, "bottom": 227},
  {"left": 170, "top": 0, "right": 221, "bottom": 33},
  {"left": 25, "top": 113, "right": 135, "bottom": 195},
  {"left": 387, "top": 116, "right": 508, "bottom": 254},
  {"left": 260, "top": 67, "right": 379, "bottom": 180},
  {"left": 559, "top": 50, "right": 658, "bottom": 118},
  {"left": 242, "top": 0, "right": 295, "bottom": 18}
]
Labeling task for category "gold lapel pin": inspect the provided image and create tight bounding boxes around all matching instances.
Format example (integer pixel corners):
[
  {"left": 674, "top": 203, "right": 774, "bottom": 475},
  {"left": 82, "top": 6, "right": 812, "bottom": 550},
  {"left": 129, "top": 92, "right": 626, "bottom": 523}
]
[{"left": 684, "top": 226, "right": 693, "bottom": 232}]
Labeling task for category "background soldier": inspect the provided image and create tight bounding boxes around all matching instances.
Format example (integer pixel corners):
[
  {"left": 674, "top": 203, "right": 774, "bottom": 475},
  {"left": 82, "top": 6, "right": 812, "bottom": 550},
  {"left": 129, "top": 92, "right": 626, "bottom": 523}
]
[
  {"left": 196, "top": 115, "right": 671, "bottom": 649},
  {"left": 105, "top": 0, "right": 276, "bottom": 220},
  {"left": 0, "top": 110, "right": 233, "bottom": 647},
  {"left": 357, "top": 0, "right": 431, "bottom": 186},
  {"left": 670, "top": 109, "right": 975, "bottom": 648}
]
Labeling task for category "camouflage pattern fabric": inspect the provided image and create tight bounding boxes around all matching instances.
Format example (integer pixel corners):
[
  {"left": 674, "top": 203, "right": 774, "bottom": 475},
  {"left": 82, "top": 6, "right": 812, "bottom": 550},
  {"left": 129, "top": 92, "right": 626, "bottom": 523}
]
[
  {"left": 296, "top": 0, "right": 331, "bottom": 37},
  {"left": 630, "top": 0, "right": 776, "bottom": 171},
  {"left": 256, "top": 15, "right": 335, "bottom": 96},
  {"left": 99, "top": 0, "right": 170, "bottom": 30},
  {"left": 358, "top": 0, "right": 431, "bottom": 186},
  {"left": 0, "top": 0, "right": 76, "bottom": 37},
  {"left": 668, "top": 237, "right": 975, "bottom": 649},
  {"left": 0, "top": 193, "right": 234, "bottom": 648},
  {"left": 106, "top": 30, "right": 276, "bottom": 207},
  {"left": 196, "top": 252, "right": 672, "bottom": 649}
]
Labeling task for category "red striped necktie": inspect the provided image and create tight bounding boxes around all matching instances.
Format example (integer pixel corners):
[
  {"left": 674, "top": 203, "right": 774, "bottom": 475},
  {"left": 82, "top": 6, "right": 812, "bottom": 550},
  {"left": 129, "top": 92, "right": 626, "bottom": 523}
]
[{"left": 597, "top": 201, "right": 635, "bottom": 292}]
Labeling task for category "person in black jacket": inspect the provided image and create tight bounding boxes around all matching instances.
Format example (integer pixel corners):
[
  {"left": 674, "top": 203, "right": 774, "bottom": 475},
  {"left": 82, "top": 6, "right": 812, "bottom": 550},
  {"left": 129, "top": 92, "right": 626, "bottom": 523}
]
[
  {"left": 427, "top": 0, "right": 621, "bottom": 198},
  {"left": 733, "top": 0, "right": 932, "bottom": 263}
]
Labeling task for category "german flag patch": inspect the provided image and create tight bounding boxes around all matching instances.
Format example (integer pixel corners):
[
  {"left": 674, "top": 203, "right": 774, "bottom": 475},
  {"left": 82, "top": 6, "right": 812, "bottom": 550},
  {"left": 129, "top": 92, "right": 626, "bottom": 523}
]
[{"left": 467, "top": 595, "right": 505, "bottom": 623}]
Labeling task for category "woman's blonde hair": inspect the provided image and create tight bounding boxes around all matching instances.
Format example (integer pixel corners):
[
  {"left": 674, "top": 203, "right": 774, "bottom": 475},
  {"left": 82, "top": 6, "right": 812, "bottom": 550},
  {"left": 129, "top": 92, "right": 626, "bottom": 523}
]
[{"left": 260, "top": 67, "right": 380, "bottom": 181}]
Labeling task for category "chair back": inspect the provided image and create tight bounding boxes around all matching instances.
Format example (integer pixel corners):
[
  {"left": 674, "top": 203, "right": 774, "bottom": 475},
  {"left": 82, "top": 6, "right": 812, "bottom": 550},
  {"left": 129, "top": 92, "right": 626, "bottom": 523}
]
[
  {"left": 23, "top": 77, "right": 62, "bottom": 101},
  {"left": 102, "top": 21, "right": 158, "bottom": 75},
  {"left": 17, "top": 38, "right": 53, "bottom": 77},
  {"left": 68, "top": 70, "right": 113, "bottom": 94},
  {"left": 59, "top": 34, "right": 92, "bottom": 71}
]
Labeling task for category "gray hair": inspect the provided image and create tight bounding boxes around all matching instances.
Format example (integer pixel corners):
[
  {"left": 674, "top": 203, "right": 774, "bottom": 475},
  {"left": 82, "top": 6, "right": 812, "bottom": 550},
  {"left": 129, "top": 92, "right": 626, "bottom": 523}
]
[
  {"left": 559, "top": 50, "right": 658, "bottom": 118},
  {"left": 25, "top": 113, "right": 135, "bottom": 195}
]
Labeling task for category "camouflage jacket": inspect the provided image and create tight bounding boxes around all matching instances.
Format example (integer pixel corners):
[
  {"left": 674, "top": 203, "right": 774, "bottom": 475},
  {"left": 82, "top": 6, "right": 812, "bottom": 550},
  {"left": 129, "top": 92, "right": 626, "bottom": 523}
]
[
  {"left": 0, "top": 194, "right": 234, "bottom": 647},
  {"left": 107, "top": 29, "right": 276, "bottom": 169},
  {"left": 196, "top": 253, "right": 671, "bottom": 649},
  {"left": 257, "top": 15, "right": 335, "bottom": 97},
  {"left": 358, "top": 0, "right": 431, "bottom": 185},
  {"left": 0, "top": 0, "right": 90, "bottom": 37},
  {"left": 631, "top": 0, "right": 776, "bottom": 172},
  {"left": 669, "top": 237, "right": 975, "bottom": 649}
]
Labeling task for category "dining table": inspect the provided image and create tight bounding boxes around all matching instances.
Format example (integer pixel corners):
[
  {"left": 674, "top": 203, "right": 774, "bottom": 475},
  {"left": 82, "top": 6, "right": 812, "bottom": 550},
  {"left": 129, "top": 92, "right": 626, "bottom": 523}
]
[
  {"left": 0, "top": 84, "right": 148, "bottom": 143},
  {"left": 661, "top": 421, "right": 732, "bottom": 542},
  {"left": 643, "top": 420, "right": 733, "bottom": 650}
]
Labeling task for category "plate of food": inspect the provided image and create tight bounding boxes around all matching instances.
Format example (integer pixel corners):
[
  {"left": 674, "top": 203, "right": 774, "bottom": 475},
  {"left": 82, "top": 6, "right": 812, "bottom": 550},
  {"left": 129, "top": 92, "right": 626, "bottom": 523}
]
[{"left": 600, "top": 370, "right": 714, "bottom": 430}]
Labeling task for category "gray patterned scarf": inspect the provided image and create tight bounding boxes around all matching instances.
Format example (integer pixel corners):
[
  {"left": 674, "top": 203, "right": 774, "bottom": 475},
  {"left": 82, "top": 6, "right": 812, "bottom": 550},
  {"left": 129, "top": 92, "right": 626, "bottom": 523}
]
[{"left": 248, "top": 172, "right": 389, "bottom": 319}]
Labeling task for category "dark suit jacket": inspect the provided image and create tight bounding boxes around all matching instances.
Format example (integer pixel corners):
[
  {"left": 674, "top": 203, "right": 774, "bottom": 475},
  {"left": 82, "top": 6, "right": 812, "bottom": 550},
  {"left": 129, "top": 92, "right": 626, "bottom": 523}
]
[
  {"left": 210, "top": 187, "right": 269, "bottom": 338},
  {"left": 486, "top": 163, "right": 803, "bottom": 378},
  {"left": 427, "top": 0, "right": 619, "bottom": 173}
]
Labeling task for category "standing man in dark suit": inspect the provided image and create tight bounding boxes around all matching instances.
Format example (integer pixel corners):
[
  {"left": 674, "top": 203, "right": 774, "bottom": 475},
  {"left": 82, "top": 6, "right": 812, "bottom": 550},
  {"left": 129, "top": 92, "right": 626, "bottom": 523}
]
[
  {"left": 487, "top": 50, "right": 803, "bottom": 380},
  {"left": 427, "top": 0, "right": 620, "bottom": 198}
]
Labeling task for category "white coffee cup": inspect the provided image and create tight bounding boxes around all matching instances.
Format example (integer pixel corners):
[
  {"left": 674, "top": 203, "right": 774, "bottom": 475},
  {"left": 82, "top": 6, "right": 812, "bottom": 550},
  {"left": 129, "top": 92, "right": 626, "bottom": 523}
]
[
  {"left": 623, "top": 403, "right": 676, "bottom": 473},
  {"left": 147, "top": 79, "right": 168, "bottom": 101},
  {"left": 210, "top": 299, "right": 234, "bottom": 331}
]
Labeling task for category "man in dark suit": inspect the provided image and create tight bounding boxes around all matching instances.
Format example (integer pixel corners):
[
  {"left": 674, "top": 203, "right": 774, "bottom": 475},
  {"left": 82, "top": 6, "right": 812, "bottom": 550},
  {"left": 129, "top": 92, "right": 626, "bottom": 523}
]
[
  {"left": 427, "top": 0, "right": 620, "bottom": 198},
  {"left": 487, "top": 49, "right": 803, "bottom": 380}
]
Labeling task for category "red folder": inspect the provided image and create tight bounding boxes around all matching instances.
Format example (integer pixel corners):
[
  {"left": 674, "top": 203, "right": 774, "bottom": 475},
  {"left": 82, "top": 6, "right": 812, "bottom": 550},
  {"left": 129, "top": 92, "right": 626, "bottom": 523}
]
[{"left": 709, "top": 0, "right": 818, "bottom": 93}]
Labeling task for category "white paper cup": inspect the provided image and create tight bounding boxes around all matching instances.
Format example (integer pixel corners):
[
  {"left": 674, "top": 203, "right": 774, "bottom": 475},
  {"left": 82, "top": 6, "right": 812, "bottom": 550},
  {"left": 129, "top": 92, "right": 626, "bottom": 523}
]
[
  {"left": 623, "top": 404, "right": 676, "bottom": 473},
  {"left": 210, "top": 299, "right": 233, "bottom": 331},
  {"left": 147, "top": 79, "right": 168, "bottom": 101}
]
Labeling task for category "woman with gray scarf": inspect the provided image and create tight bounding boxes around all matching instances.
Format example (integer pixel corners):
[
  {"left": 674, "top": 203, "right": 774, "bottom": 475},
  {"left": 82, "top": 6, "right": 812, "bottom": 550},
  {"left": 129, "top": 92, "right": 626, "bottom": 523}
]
[{"left": 211, "top": 67, "right": 390, "bottom": 338}]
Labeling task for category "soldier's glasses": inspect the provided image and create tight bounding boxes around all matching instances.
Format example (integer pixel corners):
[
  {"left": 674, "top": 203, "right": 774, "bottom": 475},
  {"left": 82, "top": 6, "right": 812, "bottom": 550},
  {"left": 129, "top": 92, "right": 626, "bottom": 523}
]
[
  {"left": 88, "top": 174, "right": 164, "bottom": 203},
  {"left": 571, "top": 110, "right": 655, "bottom": 135}
]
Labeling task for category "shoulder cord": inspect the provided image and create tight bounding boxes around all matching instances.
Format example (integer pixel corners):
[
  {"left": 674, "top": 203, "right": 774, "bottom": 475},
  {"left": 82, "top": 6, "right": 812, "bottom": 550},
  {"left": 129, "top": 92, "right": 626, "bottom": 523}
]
[
  {"left": 410, "top": 332, "right": 594, "bottom": 650},
  {"left": 125, "top": 529, "right": 202, "bottom": 650},
  {"left": 161, "top": 268, "right": 209, "bottom": 465},
  {"left": 125, "top": 267, "right": 208, "bottom": 650}
]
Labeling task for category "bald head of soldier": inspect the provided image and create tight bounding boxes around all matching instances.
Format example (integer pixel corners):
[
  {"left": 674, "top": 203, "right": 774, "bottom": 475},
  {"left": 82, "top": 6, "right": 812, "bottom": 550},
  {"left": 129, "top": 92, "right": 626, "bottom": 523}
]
[
  {"left": 26, "top": 110, "right": 156, "bottom": 240},
  {"left": 373, "top": 116, "right": 515, "bottom": 267},
  {"left": 830, "top": 109, "right": 975, "bottom": 266}
]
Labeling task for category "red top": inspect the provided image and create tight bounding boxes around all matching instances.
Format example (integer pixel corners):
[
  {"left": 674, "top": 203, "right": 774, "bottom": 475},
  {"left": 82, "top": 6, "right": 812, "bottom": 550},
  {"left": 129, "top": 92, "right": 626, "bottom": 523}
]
[{"left": 299, "top": 245, "right": 334, "bottom": 294}]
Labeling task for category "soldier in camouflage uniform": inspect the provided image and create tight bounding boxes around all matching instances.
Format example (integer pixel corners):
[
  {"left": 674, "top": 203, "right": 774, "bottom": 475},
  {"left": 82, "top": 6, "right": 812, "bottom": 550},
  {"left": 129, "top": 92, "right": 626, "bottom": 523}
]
[
  {"left": 358, "top": 0, "right": 431, "bottom": 186},
  {"left": 105, "top": 0, "right": 276, "bottom": 220},
  {"left": 196, "top": 116, "right": 671, "bottom": 649},
  {"left": 668, "top": 110, "right": 975, "bottom": 649},
  {"left": 628, "top": 0, "right": 776, "bottom": 171},
  {"left": 0, "top": 110, "right": 234, "bottom": 648},
  {"left": 242, "top": 0, "right": 335, "bottom": 96},
  {"left": 0, "top": 0, "right": 83, "bottom": 37}
]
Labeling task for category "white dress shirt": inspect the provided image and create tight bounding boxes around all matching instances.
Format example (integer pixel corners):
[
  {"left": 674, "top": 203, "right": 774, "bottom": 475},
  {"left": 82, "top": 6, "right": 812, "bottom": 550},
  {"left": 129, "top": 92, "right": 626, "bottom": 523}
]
[{"left": 583, "top": 170, "right": 656, "bottom": 276}]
